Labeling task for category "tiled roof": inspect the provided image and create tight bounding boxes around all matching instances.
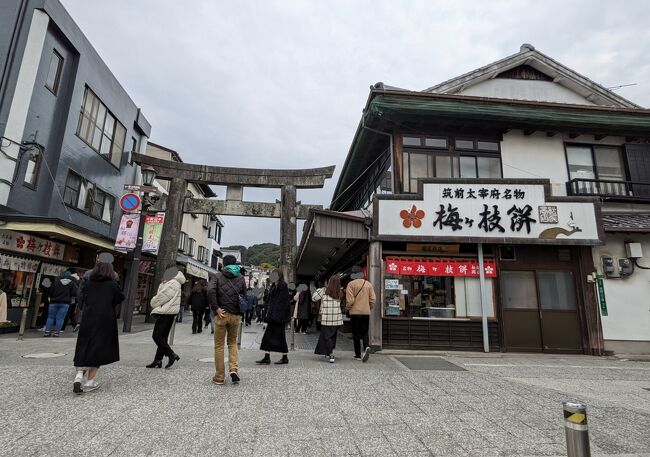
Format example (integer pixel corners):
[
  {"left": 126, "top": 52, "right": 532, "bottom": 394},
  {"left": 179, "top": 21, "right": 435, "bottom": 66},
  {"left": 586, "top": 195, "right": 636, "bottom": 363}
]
[{"left": 602, "top": 214, "right": 650, "bottom": 232}]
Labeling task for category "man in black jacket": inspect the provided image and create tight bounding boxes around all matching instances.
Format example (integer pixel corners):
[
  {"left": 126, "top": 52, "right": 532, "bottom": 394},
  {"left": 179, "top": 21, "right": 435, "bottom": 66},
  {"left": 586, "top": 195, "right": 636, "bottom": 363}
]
[
  {"left": 207, "top": 255, "right": 246, "bottom": 385},
  {"left": 45, "top": 271, "right": 77, "bottom": 337}
]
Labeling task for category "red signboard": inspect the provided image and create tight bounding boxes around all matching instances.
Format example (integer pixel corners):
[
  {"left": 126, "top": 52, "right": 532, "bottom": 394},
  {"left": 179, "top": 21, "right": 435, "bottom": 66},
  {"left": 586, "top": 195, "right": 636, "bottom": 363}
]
[{"left": 385, "top": 257, "right": 497, "bottom": 278}]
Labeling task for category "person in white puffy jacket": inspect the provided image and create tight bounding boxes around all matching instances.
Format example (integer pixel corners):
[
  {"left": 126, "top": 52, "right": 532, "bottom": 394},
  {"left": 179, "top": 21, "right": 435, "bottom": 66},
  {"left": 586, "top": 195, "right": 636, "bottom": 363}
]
[{"left": 146, "top": 270, "right": 186, "bottom": 369}]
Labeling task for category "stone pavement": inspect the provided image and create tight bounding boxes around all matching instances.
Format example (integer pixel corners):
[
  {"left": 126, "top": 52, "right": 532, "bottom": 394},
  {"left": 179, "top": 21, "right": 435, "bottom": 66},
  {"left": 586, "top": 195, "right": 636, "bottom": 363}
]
[{"left": 1, "top": 313, "right": 649, "bottom": 457}]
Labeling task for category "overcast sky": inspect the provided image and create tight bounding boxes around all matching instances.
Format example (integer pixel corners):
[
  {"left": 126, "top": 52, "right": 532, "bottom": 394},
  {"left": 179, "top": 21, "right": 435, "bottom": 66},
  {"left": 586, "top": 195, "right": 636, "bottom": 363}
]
[{"left": 61, "top": 0, "right": 650, "bottom": 247}]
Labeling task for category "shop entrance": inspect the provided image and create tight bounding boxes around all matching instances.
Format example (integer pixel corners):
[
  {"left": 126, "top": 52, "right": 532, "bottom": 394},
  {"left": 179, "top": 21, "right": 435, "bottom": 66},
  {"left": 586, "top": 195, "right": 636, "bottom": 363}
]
[{"left": 500, "top": 269, "right": 582, "bottom": 352}]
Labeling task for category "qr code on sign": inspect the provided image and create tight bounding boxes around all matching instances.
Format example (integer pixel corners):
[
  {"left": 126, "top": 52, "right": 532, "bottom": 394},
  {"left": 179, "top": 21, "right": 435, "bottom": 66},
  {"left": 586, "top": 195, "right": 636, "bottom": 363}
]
[{"left": 538, "top": 205, "right": 558, "bottom": 224}]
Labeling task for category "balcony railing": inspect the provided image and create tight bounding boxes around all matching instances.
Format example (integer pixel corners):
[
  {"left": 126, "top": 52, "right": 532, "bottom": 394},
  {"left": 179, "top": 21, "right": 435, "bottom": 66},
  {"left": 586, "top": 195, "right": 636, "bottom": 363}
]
[{"left": 567, "top": 178, "right": 650, "bottom": 200}]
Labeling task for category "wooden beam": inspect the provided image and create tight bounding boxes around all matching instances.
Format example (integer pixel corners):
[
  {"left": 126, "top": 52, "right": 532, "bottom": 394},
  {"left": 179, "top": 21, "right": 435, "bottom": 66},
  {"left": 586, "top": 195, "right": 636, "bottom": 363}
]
[
  {"left": 184, "top": 198, "right": 319, "bottom": 219},
  {"left": 594, "top": 134, "right": 607, "bottom": 141},
  {"left": 133, "top": 153, "right": 335, "bottom": 189},
  {"left": 523, "top": 130, "right": 535, "bottom": 136},
  {"left": 569, "top": 133, "right": 580, "bottom": 139},
  {"left": 546, "top": 132, "right": 557, "bottom": 137}
]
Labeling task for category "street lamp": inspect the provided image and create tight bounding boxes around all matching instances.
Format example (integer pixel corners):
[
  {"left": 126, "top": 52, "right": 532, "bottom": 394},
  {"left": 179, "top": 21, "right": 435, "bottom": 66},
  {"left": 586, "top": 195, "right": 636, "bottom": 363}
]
[{"left": 122, "top": 165, "right": 158, "bottom": 332}]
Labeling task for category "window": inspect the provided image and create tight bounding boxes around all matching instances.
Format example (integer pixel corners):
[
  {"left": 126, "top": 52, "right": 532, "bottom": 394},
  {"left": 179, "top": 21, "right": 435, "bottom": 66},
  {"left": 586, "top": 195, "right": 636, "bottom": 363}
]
[
  {"left": 188, "top": 238, "right": 197, "bottom": 257},
  {"left": 566, "top": 144, "right": 626, "bottom": 195},
  {"left": 178, "top": 232, "right": 188, "bottom": 253},
  {"left": 76, "top": 87, "right": 126, "bottom": 168},
  {"left": 402, "top": 135, "right": 502, "bottom": 192},
  {"left": 45, "top": 50, "right": 63, "bottom": 94},
  {"left": 202, "top": 214, "right": 210, "bottom": 229},
  {"left": 24, "top": 151, "right": 42, "bottom": 189},
  {"left": 62, "top": 170, "right": 114, "bottom": 223}
]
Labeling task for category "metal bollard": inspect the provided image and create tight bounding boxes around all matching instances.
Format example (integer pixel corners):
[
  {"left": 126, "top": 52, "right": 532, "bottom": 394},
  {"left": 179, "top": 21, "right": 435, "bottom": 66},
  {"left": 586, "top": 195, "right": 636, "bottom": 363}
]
[
  {"left": 17, "top": 308, "right": 28, "bottom": 341},
  {"left": 563, "top": 401, "right": 591, "bottom": 457}
]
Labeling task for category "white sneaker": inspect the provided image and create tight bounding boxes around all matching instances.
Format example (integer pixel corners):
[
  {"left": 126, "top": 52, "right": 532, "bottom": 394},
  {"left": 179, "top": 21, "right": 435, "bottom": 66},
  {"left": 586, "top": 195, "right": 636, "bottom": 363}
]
[
  {"left": 73, "top": 372, "right": 84, "bottom": 395},
  {"left": 362, "top": 347, "right": 371, "bottom": 363},
  {"left": 329, "top": 355, "right": 335, "bottom": 363},
  {"left": 84, "top": 380, "right": 100, "bottom": 392}
]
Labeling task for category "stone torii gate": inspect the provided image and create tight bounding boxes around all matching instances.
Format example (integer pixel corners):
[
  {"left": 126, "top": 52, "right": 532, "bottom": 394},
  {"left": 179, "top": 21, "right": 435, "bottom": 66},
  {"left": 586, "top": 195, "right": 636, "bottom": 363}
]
[{"left": 132, "top": 153, "right": 334, "bottom": 289}]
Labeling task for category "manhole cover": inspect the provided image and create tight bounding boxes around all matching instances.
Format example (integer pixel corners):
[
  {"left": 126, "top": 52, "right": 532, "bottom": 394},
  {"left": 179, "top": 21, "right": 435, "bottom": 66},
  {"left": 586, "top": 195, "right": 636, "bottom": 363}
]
[
  {"left": 198, "top": 358, "right": 213, "bottom": 363},
  {"left": 395, "top": 356, "right": 466, "bottom": 371},
  {"left": 22, "top": 352, "right": 66, "bottom": 359}
]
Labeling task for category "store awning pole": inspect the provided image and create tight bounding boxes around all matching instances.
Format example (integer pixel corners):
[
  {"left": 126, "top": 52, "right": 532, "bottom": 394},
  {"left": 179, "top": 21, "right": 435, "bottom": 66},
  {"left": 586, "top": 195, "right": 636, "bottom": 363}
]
[{"left": 478, "top": 243, "right": 489, "bottom": 353}]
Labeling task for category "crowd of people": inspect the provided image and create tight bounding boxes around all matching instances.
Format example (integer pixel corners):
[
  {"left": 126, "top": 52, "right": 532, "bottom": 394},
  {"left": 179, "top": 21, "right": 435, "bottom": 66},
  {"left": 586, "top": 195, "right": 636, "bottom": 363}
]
[{"left": 55, "top": 253, "right": 376, "bottom": 394}]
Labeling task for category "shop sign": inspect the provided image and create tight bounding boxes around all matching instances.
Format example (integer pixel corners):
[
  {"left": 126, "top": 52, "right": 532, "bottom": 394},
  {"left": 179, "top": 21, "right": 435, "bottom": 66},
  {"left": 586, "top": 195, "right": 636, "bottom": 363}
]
[
  {"left": 385, "top": 257, "right": 497, "bottom": 277},
  {"left": 406, "top": 243, "right": 460, "bottom": 254},
  {"left": 0, "top": 253, "right": 39, "bottom": 273},
  {"left": 385, "top": 279, "right": 401, "bottom": 290},
  {"left": 115, "top": 214, "right": 140, "bottom": 251},
  {"left": 596, "top": 277, "right": 608, "bottom": 316},
  {"left": 0, "top": 230, "right": 66, "bottom": 260},
  {"left": 41, "top": 263, "right": 68, "bottom": 277},
  {"left": 142, "top": 215, "right": 165, "bottom": 253},
  {"left": 377, "top": 183, "right": 600, "bottom": 243}
]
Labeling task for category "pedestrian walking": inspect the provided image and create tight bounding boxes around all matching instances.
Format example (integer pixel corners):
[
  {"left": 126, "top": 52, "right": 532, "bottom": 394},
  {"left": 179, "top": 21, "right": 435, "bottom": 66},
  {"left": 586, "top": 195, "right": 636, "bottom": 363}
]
[
  {"left": 146, "top": 269, "right": 186, "bottom": 369},
  {"left": 295, "top": 288, "right": 311, "bottom": 334},
  {"left": 189, "top": 280, "right": 209, "bottom": 334},
  {"left": 61, "top": 269, "right": 80, "bottom": 332},
  {"left": 208, "top": 255, "right": 246, "bottom": 385},
  {"left": 312, "top": 275, "right": 344, "bottom": 363},
  {"left": 72, "top": 260, "right": 123, "bottom": 394},
  {"left": 345, "top": 266, "right": 376, "bottom": 362},
  {"left": 245, "top": 287, "right": 257, "bottom": 326},
  {"left": 256, "top": 269, "right": 291, "bottom": 365},
  {"left": 44, "top": 270, "right": 78, "bottom": 337}
]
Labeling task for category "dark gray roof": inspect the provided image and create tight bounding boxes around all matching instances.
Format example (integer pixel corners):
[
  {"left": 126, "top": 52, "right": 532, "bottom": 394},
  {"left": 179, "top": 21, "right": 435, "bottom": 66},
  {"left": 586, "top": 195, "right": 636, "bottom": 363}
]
[{"left": 602, "top": 214, "right": 650, "bottom": 232}]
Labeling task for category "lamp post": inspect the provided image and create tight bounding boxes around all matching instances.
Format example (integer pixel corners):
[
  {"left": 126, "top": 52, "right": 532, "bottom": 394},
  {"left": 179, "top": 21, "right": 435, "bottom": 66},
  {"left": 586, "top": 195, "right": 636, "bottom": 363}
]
[{"left": 122, "top": 165, "right": 157, "bottom": 332}]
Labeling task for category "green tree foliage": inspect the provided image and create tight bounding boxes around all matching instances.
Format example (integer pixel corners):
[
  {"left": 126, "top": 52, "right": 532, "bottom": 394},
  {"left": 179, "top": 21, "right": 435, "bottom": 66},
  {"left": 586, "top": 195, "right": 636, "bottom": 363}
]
[{"left": 223, "top": 243, "right": 280, "bottom": 268}]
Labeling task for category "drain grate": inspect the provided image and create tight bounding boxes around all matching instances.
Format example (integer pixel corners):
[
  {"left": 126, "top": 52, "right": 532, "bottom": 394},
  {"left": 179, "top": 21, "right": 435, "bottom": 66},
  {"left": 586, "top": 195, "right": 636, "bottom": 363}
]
[{"left": 395, "top": 356, "right": 466, "bottom": 371}]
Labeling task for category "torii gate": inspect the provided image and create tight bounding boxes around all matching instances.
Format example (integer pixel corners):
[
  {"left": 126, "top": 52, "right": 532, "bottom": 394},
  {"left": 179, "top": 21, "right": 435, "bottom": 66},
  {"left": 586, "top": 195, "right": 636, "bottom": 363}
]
[{"left": 132, "top": 153, "right": 334, "bottom": 289}]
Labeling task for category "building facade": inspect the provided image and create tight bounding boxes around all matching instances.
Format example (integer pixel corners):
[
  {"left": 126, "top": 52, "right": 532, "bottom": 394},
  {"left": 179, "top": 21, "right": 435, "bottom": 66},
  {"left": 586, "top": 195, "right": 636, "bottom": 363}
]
[
  {"left": 0, "top": 0, "right": 151, "bottom": 324},
  {"left": 298, "top": 44, "right": 650, "bottom": 355}
]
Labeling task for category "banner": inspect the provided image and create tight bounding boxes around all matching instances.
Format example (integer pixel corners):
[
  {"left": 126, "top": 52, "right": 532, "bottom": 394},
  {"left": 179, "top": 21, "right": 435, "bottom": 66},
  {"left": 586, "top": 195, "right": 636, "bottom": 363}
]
[
  {"left": 0, "top": 253, "right": 39, "bottom": 273},
  {"left": 385, "top": 257, "right": 497, "bottom": 278},
  {"left": 115, "top": 214, "right": 140, "bottom": 251},
  {"left": 142, "top": 215, "right": 165, "bottom": 253},
  {"left": 0, "top": 230, "right": 65, "bottom": 260}
]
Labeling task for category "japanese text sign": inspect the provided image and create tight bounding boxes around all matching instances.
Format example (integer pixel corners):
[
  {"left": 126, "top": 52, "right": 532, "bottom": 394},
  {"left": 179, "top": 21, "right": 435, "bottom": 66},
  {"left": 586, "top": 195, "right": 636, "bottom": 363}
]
[
  {"left": 142, "top": 215, "right": 165, "bottom": 253},
  {"left": 0, "top": 230, "right": 65, "bottom": 260},
  {"left": 378, "top": 183, "right": 600, "bottom": 243},
  {"left": 114, "top": 214, "right": 140, "bottom": 251},
  {"left": 385, "top": 257, "right": 497, "bottom": 277}
]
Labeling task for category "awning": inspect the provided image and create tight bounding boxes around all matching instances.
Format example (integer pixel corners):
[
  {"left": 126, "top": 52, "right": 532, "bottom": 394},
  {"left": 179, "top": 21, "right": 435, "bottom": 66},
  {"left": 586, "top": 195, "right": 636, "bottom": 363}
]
[
  {"left": 176, "top": 254, "right": 218, "bottom": 280},
  {"left": 296, "top": 209, "right": 369, "bottom": 279},
  {"left": 0, "top": 221, "right": 115, "bottom": 251},
  {"left": 602, "top": 214, "right": 650, "bottom": 232}
]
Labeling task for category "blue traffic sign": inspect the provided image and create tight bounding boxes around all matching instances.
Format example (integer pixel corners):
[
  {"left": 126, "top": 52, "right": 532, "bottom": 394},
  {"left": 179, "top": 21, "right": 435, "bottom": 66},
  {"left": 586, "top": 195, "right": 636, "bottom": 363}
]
[{"left": 120, "top": 193, "right": 141, "bottom": 212}]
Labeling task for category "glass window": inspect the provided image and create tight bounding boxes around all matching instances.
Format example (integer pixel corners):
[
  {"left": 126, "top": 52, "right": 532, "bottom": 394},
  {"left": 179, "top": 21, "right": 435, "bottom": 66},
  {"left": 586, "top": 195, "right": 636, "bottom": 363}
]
[
  {"left": 537, "top": 271, "right": 576, "bottom": 310},
  {"left": 384, "top": 274, "right": 455, "bottom": 318},
  {"left": 477, "top": 141, "right": 499, "bottom": 152},
  {"left": 24, "top": 152, "right": 41, "bottom": 188},
  {"left": 455, "top": 139, "right": 475, "bottom": 150},
  {"left": 78, "top": 180, "right": 92, "bottom": 211},
  {"left": 45, "top": 50, "right": 63, "bottom": 94},
  {"left": 63, "top": 172, "right": 80, "bottom": 205},
  {"left": 402, "top": 136, "right": 421, "bottom": 146},
  {"left": 102, "top": 195, "right": 114, "bottom": 222},
  {"left": 404, "top": 152, "right": 433, "bottom": 192},
  {"left": 501, "top": 271, "right": 538, "bottom": 309},
  {"left": 111, "top": 122, "right": 126, "bottom": 168},
  {"left": 425, "top": 137, "right": 447, "bottom": 148},
  {"left": 435, "top": 155, "right": 459, "bottom": 178},
  {"left": 91, "top": 188, "right": 105, "bottom": 219},
  {"left": 459, "top": 156, "right": 477, "bottom": 178},
  {"left": 566, "top": 145, "right": 595, "bottom": 180},
  {"left": 594, "top": 147, "right": 624, "bottom": 181},
  {"left": 477, "top": 156, "right": 502, "bottom": 178}
]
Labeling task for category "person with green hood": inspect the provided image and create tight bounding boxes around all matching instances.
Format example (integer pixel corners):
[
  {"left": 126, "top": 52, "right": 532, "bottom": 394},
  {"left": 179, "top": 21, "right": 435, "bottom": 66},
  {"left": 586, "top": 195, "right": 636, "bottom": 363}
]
[{"left": 207, "top": 255, "right": 247, "bottom": 385}]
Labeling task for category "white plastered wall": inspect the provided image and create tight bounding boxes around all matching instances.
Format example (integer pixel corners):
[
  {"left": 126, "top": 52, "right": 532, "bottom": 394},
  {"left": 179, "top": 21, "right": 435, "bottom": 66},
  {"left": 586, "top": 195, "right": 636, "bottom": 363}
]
[
  {"left": 458, "top": 79, "right": 596, "bottom": 106},
  {"left": 591, "top": 234, "right": 650, "bottom": 344}
]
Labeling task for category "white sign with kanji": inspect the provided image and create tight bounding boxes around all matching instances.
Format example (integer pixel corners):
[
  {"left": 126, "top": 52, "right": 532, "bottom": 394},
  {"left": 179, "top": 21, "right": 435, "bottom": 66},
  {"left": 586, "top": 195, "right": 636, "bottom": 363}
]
[
  {"left": 377, "top": 183, "right": 600, "bottom": 243},
  {"left": 0, "top": 230, "right": 66, "bottom": 260}
]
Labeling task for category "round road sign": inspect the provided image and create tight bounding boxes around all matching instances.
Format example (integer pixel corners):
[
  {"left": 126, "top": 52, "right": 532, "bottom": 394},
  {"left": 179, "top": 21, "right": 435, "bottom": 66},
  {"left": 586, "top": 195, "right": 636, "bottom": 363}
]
[{"left": 120, "top": 193, "right": 141, "bottom": 212}]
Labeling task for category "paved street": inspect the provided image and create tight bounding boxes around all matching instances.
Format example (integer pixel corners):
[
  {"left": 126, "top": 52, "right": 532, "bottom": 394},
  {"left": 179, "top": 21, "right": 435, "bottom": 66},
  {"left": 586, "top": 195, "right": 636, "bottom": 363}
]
[{"left": 1, "top": 315, "right": 649, "bottom": 457}]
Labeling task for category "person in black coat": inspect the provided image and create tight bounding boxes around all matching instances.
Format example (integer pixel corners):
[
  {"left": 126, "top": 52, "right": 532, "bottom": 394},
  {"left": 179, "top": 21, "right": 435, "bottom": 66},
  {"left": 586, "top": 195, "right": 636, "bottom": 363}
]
[
  {"left": 72, "top": 261, "right": 124, "bottom": 394},
  {"left": 256, "top": 269, "right": 291, "bottom": 365},
  {"left": 295, "top": 290, "right": 311, "bottom": 334},
  {"left": 189, "top": 280, "right": 209, "bottom": 334}
]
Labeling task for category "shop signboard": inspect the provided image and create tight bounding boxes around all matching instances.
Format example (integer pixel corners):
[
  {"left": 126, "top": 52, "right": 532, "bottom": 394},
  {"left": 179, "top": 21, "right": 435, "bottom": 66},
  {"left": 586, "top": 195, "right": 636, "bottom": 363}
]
[
  {"left": 385, "top": 257, "right": 497, "bottom": 278},
  {"left": 377, "top": 182, "right": 601, "bottom": 244},
  {"left": 596, "top": 276, "right": 608, "bottom": 316},
  {"left": 0, "top": 253, "right": 39, "bottom": 272},
  {"left": 142, "top": 215, "right": 165, "bottom": 253},
  {"left": 0, "top": 230, "right": 65, "bottom": 260},
  {"left": 385, "top": 279, "right": 401, "bottom": 290},
  {"left": 115, "top": 214, "right": 140, "bottom": 251}
]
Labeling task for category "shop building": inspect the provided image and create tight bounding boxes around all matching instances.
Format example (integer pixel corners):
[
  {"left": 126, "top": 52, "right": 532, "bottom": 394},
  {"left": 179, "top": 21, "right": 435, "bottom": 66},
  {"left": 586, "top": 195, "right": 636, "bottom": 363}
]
[
  {"left": 0, "top": 0, "right": 151, "bottom": 325},
  {"left": 297, "top": 44, "right": 650, "bottom": 355}
]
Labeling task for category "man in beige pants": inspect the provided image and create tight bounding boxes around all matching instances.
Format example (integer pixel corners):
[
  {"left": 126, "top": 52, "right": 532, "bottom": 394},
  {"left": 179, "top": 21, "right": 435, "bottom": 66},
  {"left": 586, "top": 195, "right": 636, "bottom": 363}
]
[{"left": 346, "top": 266, "right": 376, "bottom": 362}]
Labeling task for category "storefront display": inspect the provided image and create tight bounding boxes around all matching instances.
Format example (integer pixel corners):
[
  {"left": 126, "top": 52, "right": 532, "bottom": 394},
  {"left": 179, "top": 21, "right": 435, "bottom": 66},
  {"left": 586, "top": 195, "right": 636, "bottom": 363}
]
[{"left": 0, "top": 253, "right": 38, "bottom": 308}]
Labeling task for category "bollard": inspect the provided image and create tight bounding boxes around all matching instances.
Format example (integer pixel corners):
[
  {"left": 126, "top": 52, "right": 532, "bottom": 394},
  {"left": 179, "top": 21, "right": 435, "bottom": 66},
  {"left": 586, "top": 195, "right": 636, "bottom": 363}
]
[
  {"left": 17, "top": 308, "right": 28, "bottom": 341},
  {"left": 563, "top": 401, "right": 591, "bottom": 457}
]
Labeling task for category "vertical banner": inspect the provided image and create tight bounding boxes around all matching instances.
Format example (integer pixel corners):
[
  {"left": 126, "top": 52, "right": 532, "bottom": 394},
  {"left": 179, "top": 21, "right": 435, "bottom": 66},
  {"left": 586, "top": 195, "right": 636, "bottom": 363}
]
[
  {"left": 142, "top": 215, "right": 165, "bottom": 253},
  {"left": 596, "top": 277, "right": 608, "bottom": 317},
  {"left": 115, "top": 214, "right": 140, "bottom": 251}
]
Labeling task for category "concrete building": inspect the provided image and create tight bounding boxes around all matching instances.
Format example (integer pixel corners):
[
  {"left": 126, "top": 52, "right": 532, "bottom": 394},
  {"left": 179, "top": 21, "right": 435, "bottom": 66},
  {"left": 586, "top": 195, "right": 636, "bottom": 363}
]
[
  {"left": 298, "top": 44, "right": 650, "bottom": 355},
  {"left": 0, "top": 0, "right": 151, "bottom": 324}
]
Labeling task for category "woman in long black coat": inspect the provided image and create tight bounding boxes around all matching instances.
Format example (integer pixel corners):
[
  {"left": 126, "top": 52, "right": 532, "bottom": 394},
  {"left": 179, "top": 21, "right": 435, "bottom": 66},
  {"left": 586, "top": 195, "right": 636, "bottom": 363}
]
[
  {"left": 72, "top": 261, "right": 124, "bottom": 394},
  {"left": 256, "top": 269, "right": 291, "bottom": 365}
]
